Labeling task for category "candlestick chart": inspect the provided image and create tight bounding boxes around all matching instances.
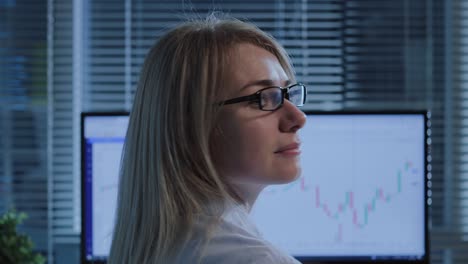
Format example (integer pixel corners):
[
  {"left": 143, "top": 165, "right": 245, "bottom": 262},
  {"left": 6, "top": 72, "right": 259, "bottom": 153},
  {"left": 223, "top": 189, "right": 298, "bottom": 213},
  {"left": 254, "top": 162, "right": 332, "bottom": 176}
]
[{"left": 251, "top": 115, "right": 426, "bottom": 258}]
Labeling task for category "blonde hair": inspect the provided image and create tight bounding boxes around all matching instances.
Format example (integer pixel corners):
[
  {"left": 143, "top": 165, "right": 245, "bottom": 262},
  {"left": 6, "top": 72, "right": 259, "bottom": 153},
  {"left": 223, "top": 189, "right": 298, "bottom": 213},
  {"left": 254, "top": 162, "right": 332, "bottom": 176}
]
[{"left": 109, "top": 14, "right": 294, "bottom": 263}]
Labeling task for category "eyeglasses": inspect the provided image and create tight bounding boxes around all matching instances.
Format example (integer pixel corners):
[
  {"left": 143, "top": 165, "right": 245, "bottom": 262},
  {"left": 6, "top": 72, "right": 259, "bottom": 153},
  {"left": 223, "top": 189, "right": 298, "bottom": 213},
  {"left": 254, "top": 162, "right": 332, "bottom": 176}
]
[{"left": 219, "top": 83, "right": 307, "bottom": 111}]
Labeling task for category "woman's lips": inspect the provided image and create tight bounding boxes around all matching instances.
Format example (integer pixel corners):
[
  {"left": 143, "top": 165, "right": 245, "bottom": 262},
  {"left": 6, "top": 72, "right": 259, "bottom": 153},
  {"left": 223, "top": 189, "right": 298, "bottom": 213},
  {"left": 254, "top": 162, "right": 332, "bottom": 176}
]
[{"left": 275, "top": 143, "right": 301, "bottom": 156}]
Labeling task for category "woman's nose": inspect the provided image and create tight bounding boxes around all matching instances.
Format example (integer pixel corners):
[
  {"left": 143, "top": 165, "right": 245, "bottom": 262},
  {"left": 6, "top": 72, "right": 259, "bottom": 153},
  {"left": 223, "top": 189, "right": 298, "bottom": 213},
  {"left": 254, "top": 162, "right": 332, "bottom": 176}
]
[{"left": 278, "top": 100, "right": 307, "bottom": 133}]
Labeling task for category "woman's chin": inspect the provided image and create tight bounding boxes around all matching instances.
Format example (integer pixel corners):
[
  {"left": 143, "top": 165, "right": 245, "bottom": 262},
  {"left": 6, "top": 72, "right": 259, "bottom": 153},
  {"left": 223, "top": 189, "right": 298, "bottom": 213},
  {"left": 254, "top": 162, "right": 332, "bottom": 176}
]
[{"left": 270, "top": 167, "right": 302, "bottom": 184}]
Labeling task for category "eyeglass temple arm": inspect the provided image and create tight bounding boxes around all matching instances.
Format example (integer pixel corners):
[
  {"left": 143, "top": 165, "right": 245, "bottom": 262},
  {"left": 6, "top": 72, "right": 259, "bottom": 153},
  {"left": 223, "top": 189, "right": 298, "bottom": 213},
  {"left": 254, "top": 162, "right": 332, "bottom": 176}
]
[{"left": 221, "top": 94, "right": 259, "bottom": 105}]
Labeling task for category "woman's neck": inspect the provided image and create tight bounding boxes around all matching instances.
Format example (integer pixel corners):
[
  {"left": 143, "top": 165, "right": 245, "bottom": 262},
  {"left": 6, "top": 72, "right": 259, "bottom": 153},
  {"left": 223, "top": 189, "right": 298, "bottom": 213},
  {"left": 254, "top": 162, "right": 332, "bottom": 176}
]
[{"left": 229, "top": 182, "right": 266, "bottom": 212}]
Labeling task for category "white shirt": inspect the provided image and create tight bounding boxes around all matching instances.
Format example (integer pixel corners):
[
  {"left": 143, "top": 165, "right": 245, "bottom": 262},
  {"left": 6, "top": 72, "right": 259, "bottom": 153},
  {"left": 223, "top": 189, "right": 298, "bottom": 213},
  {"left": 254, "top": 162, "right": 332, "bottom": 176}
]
[{"left": 178, "top": 202, "right": 302, "bottom": 264}]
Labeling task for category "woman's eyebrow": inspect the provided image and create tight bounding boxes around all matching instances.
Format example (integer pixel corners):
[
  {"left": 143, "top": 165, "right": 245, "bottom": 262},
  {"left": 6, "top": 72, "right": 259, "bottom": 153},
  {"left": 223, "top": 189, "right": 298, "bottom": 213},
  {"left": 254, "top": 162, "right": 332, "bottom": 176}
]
[{"left": 240, "top": 79, "right": 291, "bottom": 91}]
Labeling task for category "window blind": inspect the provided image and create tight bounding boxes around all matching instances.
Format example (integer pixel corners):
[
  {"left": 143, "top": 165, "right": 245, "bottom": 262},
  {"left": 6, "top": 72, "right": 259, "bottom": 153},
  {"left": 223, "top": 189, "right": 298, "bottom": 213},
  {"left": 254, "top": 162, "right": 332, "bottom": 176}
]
[
  {"left": 47, "top": 0, "right": 468, "bottom": 263},
  {"left": 85, "top": 0, "right": 344, "bottom": 112},
  {"left": 0, "top": 0, "right": 48, "bottom": 254},
  {"left": 451, "top": 0, "right": 468, "bottom": 257},
  {"left": 50, "top": 0, "right": 78, "bottom": 247}
]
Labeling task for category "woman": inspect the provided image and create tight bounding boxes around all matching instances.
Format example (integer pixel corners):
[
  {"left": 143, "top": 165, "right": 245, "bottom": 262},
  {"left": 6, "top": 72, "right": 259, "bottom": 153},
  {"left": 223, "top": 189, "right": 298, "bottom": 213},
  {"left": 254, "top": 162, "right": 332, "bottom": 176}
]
[{"left": 109, "top": 14, "right": 307, "bottom": 264}]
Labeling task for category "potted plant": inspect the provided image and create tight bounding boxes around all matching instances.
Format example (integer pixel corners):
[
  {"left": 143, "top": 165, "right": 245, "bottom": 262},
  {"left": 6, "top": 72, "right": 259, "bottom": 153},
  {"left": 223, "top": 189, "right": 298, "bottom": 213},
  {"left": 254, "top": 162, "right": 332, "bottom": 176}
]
[{"left": 0, "top": 209, "right": 45, "bottom": 264}]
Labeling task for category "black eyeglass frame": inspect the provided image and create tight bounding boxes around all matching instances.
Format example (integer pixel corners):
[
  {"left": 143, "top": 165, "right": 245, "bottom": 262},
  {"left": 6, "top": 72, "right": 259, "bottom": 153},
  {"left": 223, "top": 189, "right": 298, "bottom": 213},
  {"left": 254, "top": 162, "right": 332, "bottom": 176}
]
[{"left": 219, "top": 83, "right": 307, "bottom": 111}]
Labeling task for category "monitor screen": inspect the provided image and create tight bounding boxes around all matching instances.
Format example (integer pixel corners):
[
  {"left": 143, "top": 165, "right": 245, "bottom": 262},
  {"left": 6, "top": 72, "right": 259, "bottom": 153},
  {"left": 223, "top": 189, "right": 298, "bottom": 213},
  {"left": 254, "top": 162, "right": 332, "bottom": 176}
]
[
  {"left": 251, "top": 112, "right": 428, "bottom": 263},
  {"left": 81, "top": 111, "right": 429, "bottom": 264},
  {"left": 81, "top": 113, "right": 128, "bottom": 263}
]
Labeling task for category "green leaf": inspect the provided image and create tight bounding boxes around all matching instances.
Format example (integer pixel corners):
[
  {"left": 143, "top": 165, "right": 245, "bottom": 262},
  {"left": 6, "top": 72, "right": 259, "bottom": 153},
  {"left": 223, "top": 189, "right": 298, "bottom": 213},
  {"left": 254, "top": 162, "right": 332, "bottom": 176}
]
[{"left": 0, "top": 209, "right": 45, "bottom": 264}]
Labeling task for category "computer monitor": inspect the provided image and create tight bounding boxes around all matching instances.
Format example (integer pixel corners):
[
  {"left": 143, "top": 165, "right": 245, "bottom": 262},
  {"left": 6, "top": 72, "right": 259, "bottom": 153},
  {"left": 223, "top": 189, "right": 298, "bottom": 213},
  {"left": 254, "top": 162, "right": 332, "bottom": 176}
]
[
  {"left": 81, "top": 112, "right": 128, "bottom": 263},
  {"left": 251, "top": 111, "right": 429, "bottom": 263},
  {"left": 80, "top": 111, "right": 429, "bottom": 264}
]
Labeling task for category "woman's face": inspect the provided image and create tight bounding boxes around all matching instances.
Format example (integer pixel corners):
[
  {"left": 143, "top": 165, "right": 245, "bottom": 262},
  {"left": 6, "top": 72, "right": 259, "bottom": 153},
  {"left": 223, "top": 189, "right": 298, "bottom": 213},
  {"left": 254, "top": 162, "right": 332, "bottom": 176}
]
[{"left": 212, "top": 43, "right": 307, "bottom": 186}]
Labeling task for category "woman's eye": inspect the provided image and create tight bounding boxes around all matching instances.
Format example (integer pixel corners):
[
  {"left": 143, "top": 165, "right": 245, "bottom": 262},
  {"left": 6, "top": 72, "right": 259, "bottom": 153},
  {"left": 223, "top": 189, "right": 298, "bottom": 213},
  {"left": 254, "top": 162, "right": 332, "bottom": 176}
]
[
  {"left": 263, "top": 92, "right": 279, "bottom": 104},
  {"left": 262, "top": 93, "right": 273, "bottom": 102},
  {"left": 247, "top": 100, "right": 260, "bottom": 109}
]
